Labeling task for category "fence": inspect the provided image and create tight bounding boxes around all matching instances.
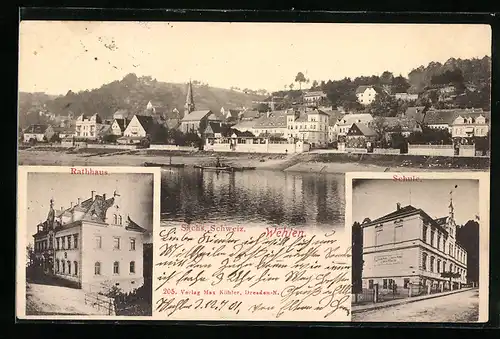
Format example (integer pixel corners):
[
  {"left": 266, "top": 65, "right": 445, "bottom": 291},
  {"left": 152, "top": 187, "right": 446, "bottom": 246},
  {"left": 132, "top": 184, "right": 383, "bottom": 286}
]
[
  {"left": 373, "top": 148, "right": 401, "bottom": 155},
  {"left": 84, "top": 292, "right": 116, "bottom": 315},
  {"left": 407, "top": 144, "right": 455, "bottom": 156}
]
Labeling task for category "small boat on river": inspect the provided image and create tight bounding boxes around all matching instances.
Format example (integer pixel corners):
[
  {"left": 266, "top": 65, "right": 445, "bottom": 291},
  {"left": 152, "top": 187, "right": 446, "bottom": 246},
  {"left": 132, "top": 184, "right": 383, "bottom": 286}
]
[{"left": 143, "top": 162, "right": 185, "bottom": 168}]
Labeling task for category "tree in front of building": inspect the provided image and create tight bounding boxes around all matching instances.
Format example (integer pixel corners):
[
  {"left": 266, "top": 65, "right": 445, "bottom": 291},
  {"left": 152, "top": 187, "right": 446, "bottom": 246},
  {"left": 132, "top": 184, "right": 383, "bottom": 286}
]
[
  {"left": 457, "top": 219, "right": 480, "bottom": 284},
  {"left": 441, "top": 271, "right": 461, "bottom": 289}
]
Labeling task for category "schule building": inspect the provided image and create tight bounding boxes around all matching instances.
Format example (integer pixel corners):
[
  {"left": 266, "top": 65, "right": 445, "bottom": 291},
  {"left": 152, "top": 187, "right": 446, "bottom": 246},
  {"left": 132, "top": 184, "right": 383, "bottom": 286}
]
[
  {"left": 358, "top": 196, "right": 468, "bottom": 293},
  {"left": 32, "top": 190, "right": 148, "bottom": 293}
]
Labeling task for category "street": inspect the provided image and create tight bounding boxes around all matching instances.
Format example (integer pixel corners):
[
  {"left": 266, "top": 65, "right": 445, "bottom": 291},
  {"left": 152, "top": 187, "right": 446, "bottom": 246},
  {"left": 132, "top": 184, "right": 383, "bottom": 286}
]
[
  {"left": 25, "top": 283, "right": 110, "bottom": 315},
  {"left": 353, "top": 288, "right": 480, "bottom": 322}
]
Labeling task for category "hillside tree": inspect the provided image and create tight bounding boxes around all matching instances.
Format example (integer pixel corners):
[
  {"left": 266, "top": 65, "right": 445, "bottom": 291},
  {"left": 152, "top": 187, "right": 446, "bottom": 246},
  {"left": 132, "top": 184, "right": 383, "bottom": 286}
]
[{"left": 295, "top": 72, "right": 307, "bottom": 90}]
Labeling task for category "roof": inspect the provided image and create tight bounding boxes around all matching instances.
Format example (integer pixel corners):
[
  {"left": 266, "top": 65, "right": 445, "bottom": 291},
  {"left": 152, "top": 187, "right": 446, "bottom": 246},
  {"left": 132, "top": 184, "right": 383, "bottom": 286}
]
[
  {"left": 24, "top": 124, "right": 48, "bottom": 134},
  {"left": 240, "top": 110, "right": 260, "bottom": 120},
  {"left": 231, "top": 129, "right": 255, "bottom": 138},
  {"left": 323, "top": 110, "right": 344, "bottom": 126},
  {"left": 337, "top": 113, "right": 374, "bottom": 126},
  {"left": 383, "top": 117, "right": 421, "bottom": 132},
  {"left": 232, "top": 120, "right": 259, "bottom": 130},
  {"left": 308, "top": 109, "right": 330, "bottom": 116},
  {"left": 254, "top": 111, "right": 288, "bottom": 128},
  {"left": 53, "top": 193, "right": 115, "bottom": 223},
  {"left": 113, "top": 118, "right": 129, "bottom": 131},
  {"left": 165, "top": 118, "right": 180, "bottom": 130},
  {"left": 348, "top": 123, "right": 377, "bottom": 137},
  {"left": 361, "top": 204, "right": 449, "bottom": 236},
  {"left": 125, "top": 216, "right": 147, "bottom": 233},
  {"left": 404, "top": 106, "right": 427, "bottom": 122},
  {"left": 205, "top": 122, "right": 232, "bottom": 136},
  {"left": 355, "top": 85, "right": 375, "bottom": 94},
  {"left": 135, "top": 115, "right": 157, "bottom": 134},
  {"left": 52, "top": 126, "right": 75, "bottom": 134},
  {"left": 304, "top": 91, "right": 326, "bottom": 97},
  {"left": 181, "top": 110, "right": 212, "bottom": 122},
  {"left": 423, "top": 109, "right": 489, "bottom": 126}
]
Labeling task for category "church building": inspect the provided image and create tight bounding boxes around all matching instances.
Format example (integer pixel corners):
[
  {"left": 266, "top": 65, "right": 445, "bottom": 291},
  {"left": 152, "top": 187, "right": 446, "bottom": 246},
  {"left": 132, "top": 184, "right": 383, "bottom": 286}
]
[
  {"left": 32, "top": 190, "right": 148, "bottom": 293},
  {"left": 179, "top": 80, "right": 219, "bottom": 134},
  {"left": 358, "top": 193, "right": 468, "bottom": 293}
]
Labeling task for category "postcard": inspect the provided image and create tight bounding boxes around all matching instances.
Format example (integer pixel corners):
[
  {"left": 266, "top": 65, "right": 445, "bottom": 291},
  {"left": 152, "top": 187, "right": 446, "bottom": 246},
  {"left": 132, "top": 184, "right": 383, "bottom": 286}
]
[
  {"left": 16, "top": 166, "right": 161, "bottom": 320},
  {"left": 16, "top": 19, "right": 492, "bottom": 323},
  {"left": 346, "top": 172, "right": 489, "bottom": 323}
]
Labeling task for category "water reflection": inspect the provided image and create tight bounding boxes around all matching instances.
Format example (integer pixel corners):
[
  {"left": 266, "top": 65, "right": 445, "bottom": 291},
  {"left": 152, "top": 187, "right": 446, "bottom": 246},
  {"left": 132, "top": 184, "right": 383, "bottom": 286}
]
[{"left": 161, "top": 169, "right": 345, "bottom": 229}]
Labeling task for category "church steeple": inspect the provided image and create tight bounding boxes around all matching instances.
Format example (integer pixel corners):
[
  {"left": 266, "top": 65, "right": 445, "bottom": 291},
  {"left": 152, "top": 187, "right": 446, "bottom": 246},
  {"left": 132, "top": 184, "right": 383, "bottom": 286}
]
[{"left": 184, "top": 80, "right": 195, "bottom": 115}]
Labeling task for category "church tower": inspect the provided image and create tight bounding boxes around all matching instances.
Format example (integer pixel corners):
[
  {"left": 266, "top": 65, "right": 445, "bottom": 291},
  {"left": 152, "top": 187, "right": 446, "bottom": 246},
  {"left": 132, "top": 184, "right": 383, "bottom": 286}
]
[
  {"left": 447, "top": 189, "right": 456, "bottom": 238},
  {"left": 184, "top": 80, "right": 195, "bottom": 116}
]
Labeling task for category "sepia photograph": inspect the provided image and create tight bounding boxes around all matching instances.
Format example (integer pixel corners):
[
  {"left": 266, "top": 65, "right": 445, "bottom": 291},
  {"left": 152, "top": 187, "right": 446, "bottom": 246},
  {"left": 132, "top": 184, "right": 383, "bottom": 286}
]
[
  {"left": 348, "top": 173, "right": 489, "bottom": 323},
  {"left": 17, "top": 166, "right": 161, "bottom": 319}
]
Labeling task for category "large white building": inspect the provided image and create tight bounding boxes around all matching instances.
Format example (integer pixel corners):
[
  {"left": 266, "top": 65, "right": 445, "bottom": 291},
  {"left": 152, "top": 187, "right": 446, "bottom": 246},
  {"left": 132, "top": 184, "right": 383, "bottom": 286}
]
[
  {"left": 358, "top": 196, "right": 468, "bottom": 294},
  {"left": 75, "top": 113, "right": 104, "bottom": 140},
  {"left": 355, "top": 86, "right": 379, "bottom": 105},
  {"left": 33, "top": 190, "right": 148, "bottom": 293}
]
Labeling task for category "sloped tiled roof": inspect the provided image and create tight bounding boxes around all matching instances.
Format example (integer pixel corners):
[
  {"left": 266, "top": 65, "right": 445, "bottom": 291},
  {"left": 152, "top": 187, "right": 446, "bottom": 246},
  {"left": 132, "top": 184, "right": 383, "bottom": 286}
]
[
  {"left": 24, "top": 124, "right": 48, "bottom": 134},
  {"left": 240, "top": 110, "right": 260, "bottom": 120},
  {"left": 384, "top": 117, "right": 421, "bottom": 132},
  {"left": 205, "top": 122, "right": 232, "bottom": 136},
  {"left": 404, "top": 106, "right": 427, "bottom": 123},
  {"left": 135, "top": 115, "right": 157, "bottom": 134},
  {"left": 355, "top": 85, "right": 374, "bottom": 94},
  {"left": 126, "top": 216, "right": 147, "bottom": 233},
  {"left": 304, "top": 91, "right": 326, "bottom": 97},
  {"left": 337, "top": 113, "right": 374, "bottom": 126},
  {"left": 348, "top": 123, "right": 377, "bottom": 137},
  {"left": 232, "top": 120, "right": 259, "bottom": 130},
  {"left": 423, "top": 109, "right": 489, "bottom": 126},
  {"left": 114, "top": 118, "right": 129, "bottom": 131},
  {"left": 254, "top": 111, "right": 288, "bottom": 128},
  {"left": 181, "top": 110, "right": 212, "bottom": 122},
  {"left": 231, "top": 129, "right": 256, "bottom": 138}
]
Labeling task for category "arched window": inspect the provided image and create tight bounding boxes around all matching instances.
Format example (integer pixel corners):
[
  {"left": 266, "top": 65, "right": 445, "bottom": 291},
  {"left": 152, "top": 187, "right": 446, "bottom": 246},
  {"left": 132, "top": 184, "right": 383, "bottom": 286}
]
[
  {"left": 62, "top": 260, "right": 66, "bottom": 274},
  {"left": 129, "top": 261, "right": 135, "bottom": 274},
  {"left": 67, "top": 261, "right": 71, "bottom": 275},
  {"left": 113, "top": 214, "right": 117, "bottom": 224},
  {"left": 74, "top": 261, "right": 78, "bottom": 276},
  {"left": 113, "top": 261, "right": 120, "bottom": 275},
  {"left": 94, "top": 262, "right": 101, "bottom": 275},
  {"left": 118, "top": 215, "right": 122, "bottom": 225}
]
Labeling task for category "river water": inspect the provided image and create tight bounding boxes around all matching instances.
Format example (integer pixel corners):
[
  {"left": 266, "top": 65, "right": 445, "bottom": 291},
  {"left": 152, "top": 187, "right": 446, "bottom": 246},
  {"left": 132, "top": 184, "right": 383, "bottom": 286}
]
[{"left": 160, "top": 168, "right": 345, "bottom": 231}]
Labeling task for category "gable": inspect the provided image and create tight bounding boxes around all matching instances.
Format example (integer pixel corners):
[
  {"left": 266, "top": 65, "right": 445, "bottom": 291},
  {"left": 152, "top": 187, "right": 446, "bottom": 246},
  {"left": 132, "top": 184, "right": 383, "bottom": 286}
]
[{"left": 124, "top": 116, "right": 147, "bottom": 135}]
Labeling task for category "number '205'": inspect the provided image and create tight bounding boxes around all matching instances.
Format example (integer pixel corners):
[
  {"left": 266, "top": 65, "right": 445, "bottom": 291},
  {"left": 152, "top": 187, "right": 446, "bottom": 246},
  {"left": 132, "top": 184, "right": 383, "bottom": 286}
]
[{"left": 163, "top": 288, "right": 176, "bottom": 294}]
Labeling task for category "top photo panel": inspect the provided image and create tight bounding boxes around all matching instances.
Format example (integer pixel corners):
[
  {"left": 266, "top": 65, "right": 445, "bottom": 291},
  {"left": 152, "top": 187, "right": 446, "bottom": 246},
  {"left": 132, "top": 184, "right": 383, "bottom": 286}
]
[{"left": 18, "top": 22, "right": 491, "bottom": 172}]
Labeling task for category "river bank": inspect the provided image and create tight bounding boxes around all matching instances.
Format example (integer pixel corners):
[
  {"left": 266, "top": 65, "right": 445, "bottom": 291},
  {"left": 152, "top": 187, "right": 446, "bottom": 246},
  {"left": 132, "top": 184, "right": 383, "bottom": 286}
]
[{"left": 17, "top": 147, "right": 490, "bottom": 174}]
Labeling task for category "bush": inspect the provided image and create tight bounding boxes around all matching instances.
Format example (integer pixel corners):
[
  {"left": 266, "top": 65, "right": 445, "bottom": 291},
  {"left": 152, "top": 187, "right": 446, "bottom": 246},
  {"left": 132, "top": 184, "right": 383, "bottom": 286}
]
[{"left": 103, "top": 280, "right": 152, "bottom": 316}]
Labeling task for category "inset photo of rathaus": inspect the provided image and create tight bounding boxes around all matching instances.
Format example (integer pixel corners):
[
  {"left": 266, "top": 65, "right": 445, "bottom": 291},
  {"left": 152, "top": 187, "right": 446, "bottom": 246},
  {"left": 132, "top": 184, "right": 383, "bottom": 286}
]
[
  {"left": 20, "top": 170, "right": 155, "bottom": 317},
  {"left": 350, "top": 178, "right": 483, "bottom": 323}
]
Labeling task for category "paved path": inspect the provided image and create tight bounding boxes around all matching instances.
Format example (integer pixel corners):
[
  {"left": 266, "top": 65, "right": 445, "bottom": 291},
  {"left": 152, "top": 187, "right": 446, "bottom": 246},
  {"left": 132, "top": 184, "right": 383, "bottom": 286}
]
[
  {"left": 25, "top": 283, "right": 110, "bottom": 316},
  {"left": 352, "top": 288, "right": 479, "bottom": 322}
]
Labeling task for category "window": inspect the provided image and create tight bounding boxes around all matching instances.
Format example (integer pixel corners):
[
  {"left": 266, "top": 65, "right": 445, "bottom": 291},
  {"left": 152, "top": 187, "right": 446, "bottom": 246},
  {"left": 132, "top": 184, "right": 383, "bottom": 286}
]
[
  {"left": 130, "top": 238, "right": 136, "bottom": 251},
  {"left": 113, "top": 237, "right": 120, "bottom": 250},
  {"left": 388, "top": 279, "right": 394, "bottom": 289},
  {"left": 95, "top": 236, "right": 102, "bottom": 249},
  {"left": 394, "top": 224, "right": 403, "bottom": 243},
  {"left": 443, "top": 261, "right": 446, "bottom": 273},
  {"left": 67, "top": 235, "right": 72, "bottom": 249},
  {"left": 383, "top": 279, "right": 388, "bottom": 289},
  {"left": 422, "top": 253, "right": 427, "bottom": 270},
  {"left": 404, "top": 278, "right": 410, "bottom": 289},
  {"left": 449, "top": 244, "right": 452, "bottom": 255},
  {"left": 74, "top": 261, "right": 78, "bottom": 276},
  {"left": 67, "top": 261, "right": 71, "bottom": 275},
  {"left": 375, "top": 228, "right": 383, "bottom": 246},
  {"left": 430, "top": 229, "right": 435, "bottom": 247},
  {"left": 368, "top": 279, "right": 374, "bottom": 289},
  {"left": 437, "top": 233, "right": 441, "bottom": 250},
  {"left": 130, "top": 261, "right": 135, "bottom": 274},
  {"left": 449, "top": 263, "right": 453, "bottom": 272},
  {"left": 118, "top": 215, "right": 123, "bottom": 225},
  {"left": 422, "top": 225, "right": 427, "bottom": 243},
  {"left": 114, "top": 214, "right": 117, "bottom": 224},
  {"left": 113, "top": 261, "right": 120, "bottom": 275},
  {"left": 94, "top": 262, "right": 101, "bottom": 275},
  {"left": 74, "top": 234, "right": 78, "bottom": 249},
  {"left": 437, "top": 259, "right": 441, "bottom": 273},
  {"left": 62, "top": 237, "right": 66, "bottom": 250},
  {"left": 430, "top": 256, "right": 435, "bottom": 272},
  {"left": 56, "top": 259, "right": 59, "bottom": 273},
  {"left": 62, "top": 260, "right": 66, "bottom": 274},
  {"left": 56, "top": 237, "right": 60, "bottom": 250}
]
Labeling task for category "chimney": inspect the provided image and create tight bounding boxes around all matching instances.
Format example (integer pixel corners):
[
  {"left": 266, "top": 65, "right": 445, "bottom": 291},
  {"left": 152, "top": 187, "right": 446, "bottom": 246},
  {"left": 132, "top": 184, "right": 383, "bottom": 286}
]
[
  {"left": 397, "top": 202, "right": 401, "bottom": 210},
  {"left": 77, "top": 198, "right": 81, "bottom": 205},
  {"left": 60, "top": 206, "right": 63, "bottom": 211},
  {"left": 103, "top": 193, "right": 106, "bottom": 200},
  {"left": 70, "top": 202, "right": 73, "bottom": 208},
  {"left": 91, "top": 190, "right": 95, "bottom": 200}
]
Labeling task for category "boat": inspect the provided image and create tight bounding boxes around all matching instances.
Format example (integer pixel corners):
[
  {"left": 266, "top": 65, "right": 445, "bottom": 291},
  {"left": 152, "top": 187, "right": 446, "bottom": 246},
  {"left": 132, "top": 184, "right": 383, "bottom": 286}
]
[
  {"left": 193, "top": 165, "right": 256, "bottom": 172},
  {"left": 143, "top": 162, "right": 185, "bottom": 168}
]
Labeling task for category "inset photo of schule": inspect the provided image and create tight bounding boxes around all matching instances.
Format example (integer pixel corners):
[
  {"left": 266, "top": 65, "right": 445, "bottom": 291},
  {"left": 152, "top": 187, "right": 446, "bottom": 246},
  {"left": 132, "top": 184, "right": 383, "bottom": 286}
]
[
  {"left": 24, "top": 172, "right": 154, "bottom": 317},
  {"left": 350, "top": 178, "right": 481, "bottom": 322}
]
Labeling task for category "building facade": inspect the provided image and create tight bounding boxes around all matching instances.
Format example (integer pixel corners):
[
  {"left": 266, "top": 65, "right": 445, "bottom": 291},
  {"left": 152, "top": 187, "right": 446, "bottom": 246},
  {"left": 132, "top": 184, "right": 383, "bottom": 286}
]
[
  {"left": 359, "top": 198, "right": 468, "bottom": 294},
  {"left": 32, "top": 190, "right": 147, "bottom": 293},
  {"left": 286, "top": 108, "right": 330, "bottom": 147},
  {"left": 356, "top": 86, "right": 379, "bottom": 105},
  {"left": 75, "top": 113, "right": 103, "bottom": 139}
]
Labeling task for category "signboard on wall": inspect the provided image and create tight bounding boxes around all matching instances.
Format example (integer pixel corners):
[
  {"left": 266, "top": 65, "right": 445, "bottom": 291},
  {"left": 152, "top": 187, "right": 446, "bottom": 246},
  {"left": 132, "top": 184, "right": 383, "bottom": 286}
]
[{"left": 374, "top": 253, "right": 403, "bottom": 266}]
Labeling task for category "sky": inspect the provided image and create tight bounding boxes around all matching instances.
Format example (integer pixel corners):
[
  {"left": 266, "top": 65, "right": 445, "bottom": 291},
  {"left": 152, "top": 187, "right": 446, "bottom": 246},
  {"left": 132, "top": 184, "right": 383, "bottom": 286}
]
[
  {"left": 25, "top": 173, "right": 154, "bottom": 244},
  {"left": 18, "top": 21, "right": 491, "bottom": 95},
  {"left": 352, "top": 179, "right": 479, "bottom": 226}
]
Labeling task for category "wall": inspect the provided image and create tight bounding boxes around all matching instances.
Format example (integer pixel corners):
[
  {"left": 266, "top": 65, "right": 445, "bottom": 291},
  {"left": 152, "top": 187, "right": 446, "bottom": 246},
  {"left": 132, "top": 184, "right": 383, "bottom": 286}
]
[
  {"left": 149, "top": 144, "right": 198, "bottom": 152},
  {"left": 407, "top": 144, "right": 455, "bottom": 156},
  {"left": 80, "top": 221, "right": 145, "bottom": 294},
  {"left": 459, "top": 145, "right": 475, "bottom": 157},
  {"left": 54, "top": 225, "right": 82, "bottom": 284},
  {"left": 345, "top": 148, "right": 368, "bottom": 153},
  {"left": 373, "top": 148, "right": 401, "bottom": 155},
  {"left": 205, "top": 141, "right": 309, "bottom": 154}
]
